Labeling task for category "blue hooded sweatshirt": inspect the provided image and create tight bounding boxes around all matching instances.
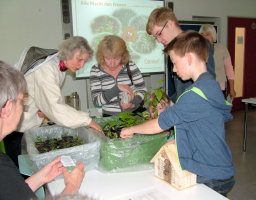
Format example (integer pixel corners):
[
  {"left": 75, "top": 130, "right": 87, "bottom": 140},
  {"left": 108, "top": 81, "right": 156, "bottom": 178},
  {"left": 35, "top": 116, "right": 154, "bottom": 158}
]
[{"left": 159, "top": 72, "right": 235, "bottom": 180}]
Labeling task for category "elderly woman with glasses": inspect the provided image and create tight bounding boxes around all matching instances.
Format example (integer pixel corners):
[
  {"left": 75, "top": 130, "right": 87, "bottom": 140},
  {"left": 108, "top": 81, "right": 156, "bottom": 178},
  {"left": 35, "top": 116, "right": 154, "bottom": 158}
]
[
  {"left": 90, "top": 35, "right": 147, "bottom": 117},
  {"left": 5, "top": 36, "right": 103, "bottom": 167},
  {"left": 0, "top": 61, "right": 85, "bottom": 200}
]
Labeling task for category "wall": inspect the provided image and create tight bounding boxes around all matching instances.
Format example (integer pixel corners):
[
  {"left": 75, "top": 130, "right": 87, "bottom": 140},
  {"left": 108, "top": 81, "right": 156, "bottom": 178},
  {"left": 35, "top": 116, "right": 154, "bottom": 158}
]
[{"left": 1, "top": 0, "right": 256, "bottom": 110}]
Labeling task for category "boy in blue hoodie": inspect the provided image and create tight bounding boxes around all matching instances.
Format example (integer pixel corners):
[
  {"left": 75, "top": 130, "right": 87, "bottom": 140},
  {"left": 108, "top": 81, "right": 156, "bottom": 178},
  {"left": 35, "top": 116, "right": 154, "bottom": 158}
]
[{"left": 120, "top": 30, "right": 235, "bottom": 197}]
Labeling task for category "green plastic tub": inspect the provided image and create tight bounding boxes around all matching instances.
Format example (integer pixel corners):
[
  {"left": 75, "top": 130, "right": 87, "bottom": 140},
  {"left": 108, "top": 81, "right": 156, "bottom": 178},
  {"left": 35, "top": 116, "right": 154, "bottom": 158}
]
[{"left": 95, "top": 117, "right": 167, "bottom": 171}]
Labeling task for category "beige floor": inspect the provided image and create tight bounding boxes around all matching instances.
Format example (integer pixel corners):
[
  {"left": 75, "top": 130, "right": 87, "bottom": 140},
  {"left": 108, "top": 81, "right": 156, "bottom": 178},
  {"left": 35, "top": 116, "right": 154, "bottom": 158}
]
[{"left": 225, "top": 108, "right": 256, "bottom": 200}]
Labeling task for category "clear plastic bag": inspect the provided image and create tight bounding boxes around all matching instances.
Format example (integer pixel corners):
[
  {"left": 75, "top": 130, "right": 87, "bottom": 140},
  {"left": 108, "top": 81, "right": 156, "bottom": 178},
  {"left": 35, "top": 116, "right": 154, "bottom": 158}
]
[{"left": 24, "top": 125, "right": 101, "bottom": 175}]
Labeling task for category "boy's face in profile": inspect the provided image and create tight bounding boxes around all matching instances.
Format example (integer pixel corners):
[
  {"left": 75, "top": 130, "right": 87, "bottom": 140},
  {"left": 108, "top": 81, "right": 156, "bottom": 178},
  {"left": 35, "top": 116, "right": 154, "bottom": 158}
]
[
  {"left": 152, "top": 21, "right": 176, "bottom": 46},
  {"left": 170, "top": 50, "right": 191, "bottom": 81}
]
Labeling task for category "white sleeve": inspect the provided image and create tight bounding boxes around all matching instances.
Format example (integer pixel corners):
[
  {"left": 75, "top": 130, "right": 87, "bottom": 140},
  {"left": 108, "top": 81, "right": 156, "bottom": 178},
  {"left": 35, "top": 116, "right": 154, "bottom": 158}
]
[{"left": 33, "top": 64, "right": 92, "bottom": 129}]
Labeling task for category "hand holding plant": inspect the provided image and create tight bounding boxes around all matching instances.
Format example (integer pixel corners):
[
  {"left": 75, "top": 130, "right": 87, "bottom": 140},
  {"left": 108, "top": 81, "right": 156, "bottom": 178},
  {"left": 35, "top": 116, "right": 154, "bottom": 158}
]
[{"left": 120, "top": 127, "right": 134, "bottom": 138}]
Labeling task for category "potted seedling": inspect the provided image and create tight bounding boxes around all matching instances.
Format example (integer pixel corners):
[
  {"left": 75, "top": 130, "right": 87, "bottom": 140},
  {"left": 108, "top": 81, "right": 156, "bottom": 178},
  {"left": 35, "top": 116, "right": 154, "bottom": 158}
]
[{"left": 34, "top": 133, "right": 84, "bottom": 153}]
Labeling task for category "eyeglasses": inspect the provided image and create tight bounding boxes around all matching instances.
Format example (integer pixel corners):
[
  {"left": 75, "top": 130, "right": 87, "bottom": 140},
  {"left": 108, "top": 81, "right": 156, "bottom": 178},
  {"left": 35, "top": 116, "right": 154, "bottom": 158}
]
[
  {"left": 18, "top": 98, "right": 28, "bottom": 106},
  {"left": 154, "top": 21, "right": 168, "bottom": 41},
  {"left": 2, "top": 98, "right": 28, "bottom": 108}
]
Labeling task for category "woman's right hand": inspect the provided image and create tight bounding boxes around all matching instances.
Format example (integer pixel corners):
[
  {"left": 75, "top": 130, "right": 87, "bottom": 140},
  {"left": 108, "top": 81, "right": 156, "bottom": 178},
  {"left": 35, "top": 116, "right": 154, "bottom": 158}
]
[
  {"left": 88, "top": 120, "right": 104, "bottom": 134},
  {"left": 118, "top": 84, "right": 134, "bottom": 100}
]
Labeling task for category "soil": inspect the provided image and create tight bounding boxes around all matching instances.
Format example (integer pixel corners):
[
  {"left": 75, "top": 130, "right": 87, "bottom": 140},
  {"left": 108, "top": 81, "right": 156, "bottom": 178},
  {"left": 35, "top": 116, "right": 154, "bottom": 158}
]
[{"left": 35, "top": 135, "right": 84, "bottom": 154}]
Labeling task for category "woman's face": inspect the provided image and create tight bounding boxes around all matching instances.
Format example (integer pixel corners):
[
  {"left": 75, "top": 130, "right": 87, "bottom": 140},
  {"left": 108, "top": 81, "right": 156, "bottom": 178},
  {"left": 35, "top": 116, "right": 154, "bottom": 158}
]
[
  {"left": 65, "top": 50, "right": 90, "bottom": 73},
  {"left": 150, "top": 102, "right": 166, "bottom": 119},
  {"left": 104, "top": 56, "right": 122, "bottom": 71},
  {"left": 201, "top": 32, "right": 214, "bottom": 44}
]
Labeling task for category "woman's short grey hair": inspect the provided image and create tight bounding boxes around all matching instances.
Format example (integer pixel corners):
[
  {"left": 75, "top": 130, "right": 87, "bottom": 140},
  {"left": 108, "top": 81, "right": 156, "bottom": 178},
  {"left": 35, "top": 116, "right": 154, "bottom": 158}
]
[
  {"left": 0, "top": 61, "right": 27, "bottom": 109},
  {"left": 58, "top": 36, "right": 94, "bottom": 61},
  {"left": 199, "top": 24, "right": 217, "bottom": 42}
]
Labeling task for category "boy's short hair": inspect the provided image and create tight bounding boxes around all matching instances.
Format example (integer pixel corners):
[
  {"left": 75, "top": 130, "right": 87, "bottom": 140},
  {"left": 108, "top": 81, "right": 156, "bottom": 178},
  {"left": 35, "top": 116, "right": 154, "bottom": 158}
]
[
  {"left": 146, "top": 7, "right": 180, "bottom": 35},
  {"left": 163, "top": 30, "right": 209, "bottom": 63}
]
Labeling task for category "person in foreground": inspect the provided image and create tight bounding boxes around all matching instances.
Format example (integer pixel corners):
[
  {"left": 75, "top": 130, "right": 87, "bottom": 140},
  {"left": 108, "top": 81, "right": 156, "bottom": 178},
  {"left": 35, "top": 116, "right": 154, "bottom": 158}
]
[
  {"left": 121, "top": 31, "right": 235, "bottom": 197},
  {"left": 146, "top": 7, "right": 215, "bottom": 105},
  {"left": 90, "top": 35, "right": 147, "bottom": 117},
  {"left": 0, "top": 61, "right": 85, "bottom": 200},
  {"left": 199, "top": 24, "right": 236, "bottom": 99}
]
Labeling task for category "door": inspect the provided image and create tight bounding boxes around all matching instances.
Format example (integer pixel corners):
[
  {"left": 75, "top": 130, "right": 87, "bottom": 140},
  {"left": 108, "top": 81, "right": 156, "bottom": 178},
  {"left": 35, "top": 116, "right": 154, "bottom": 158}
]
[{"left": 228, "top": 17, "right": 256, "bottom": 111}]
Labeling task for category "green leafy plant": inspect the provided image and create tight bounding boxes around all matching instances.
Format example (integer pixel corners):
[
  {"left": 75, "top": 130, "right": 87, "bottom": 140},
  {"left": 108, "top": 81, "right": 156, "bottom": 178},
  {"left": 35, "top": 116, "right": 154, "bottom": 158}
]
[
  {"left": 143, "top": 79, "right": 168, "bottom": 118},
  {"left": 119, "top": 111, "right": 148, "bottom": 128},
  {"left": 102, "top": 121, "right": 118, "bottom": 139},
  {"left": 100, "top": 111, "right": 149, "bottom": 139},
  {"left": 36, "top": 136, "right": 43, "bottom": 143}
]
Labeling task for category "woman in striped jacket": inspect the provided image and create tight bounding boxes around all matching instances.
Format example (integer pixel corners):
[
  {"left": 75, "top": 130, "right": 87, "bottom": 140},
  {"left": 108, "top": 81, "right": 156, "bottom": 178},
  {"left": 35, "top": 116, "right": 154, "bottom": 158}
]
[{"left": 90, "top": 35, "right": 147, "bottom": 117}]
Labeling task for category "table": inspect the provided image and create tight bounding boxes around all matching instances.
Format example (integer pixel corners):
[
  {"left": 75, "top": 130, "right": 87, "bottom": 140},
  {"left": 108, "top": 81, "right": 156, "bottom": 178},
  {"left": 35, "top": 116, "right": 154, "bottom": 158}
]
[
  {"left": 241, "top": 98, "right": 256, "bottom": 151},
  {"left": 47, "top": 169, "right": 228, "bottom": 200}
]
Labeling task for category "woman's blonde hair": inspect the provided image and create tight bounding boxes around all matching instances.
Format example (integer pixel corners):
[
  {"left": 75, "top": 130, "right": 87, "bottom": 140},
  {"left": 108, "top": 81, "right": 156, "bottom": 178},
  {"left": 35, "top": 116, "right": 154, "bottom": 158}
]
[{"left": 96, "top": 35, "right": 130, "bottom": 66}]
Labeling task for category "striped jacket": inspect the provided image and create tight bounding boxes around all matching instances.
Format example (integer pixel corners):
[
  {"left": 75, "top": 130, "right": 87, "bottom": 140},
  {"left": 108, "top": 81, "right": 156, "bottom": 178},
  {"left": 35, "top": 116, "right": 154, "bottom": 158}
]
[{"left": 90, "top": 61, "right": 147, "bottom": 116}]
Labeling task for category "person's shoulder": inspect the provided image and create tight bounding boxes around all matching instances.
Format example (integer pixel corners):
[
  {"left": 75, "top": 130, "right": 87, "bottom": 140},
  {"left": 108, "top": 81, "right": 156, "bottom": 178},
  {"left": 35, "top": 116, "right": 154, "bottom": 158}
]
[
  {"left": 193, "top": 75, "right": 222, "bottom": 96},
  {"left": 128, "top": 61, "right": 141, "bottom": 71},
  {"left": 215, "top": 43, "right": 227, "bottom": 50},
  {"left": 38, "top": 60, "right": 59, "bottom": 74},
  {"left": 91, "top": 63, "right": 101, "bottom": 69},
  {"left": 90, "top": 64, "right": 101, "bottom": 72}
]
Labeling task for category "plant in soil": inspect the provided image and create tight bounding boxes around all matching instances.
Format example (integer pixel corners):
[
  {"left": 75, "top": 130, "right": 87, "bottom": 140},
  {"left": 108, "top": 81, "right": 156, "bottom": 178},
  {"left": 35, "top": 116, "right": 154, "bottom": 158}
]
[
  {"left": 35, "top": 134, "right": 84, "bottom": 154},
  {"left": 101, "top": 111, "right": 149, "bottom": 139}
]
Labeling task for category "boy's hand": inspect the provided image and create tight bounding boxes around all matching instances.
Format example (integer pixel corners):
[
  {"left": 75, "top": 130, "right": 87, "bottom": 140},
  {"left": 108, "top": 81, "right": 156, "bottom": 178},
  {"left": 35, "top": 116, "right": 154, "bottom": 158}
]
[{"left": 120, "top": 127, "right": 134, "bottom": 138}]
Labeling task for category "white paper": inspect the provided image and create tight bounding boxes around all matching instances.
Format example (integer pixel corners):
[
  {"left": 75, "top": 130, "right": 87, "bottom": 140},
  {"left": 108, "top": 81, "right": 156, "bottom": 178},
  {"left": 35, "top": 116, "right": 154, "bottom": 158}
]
[
  {"left": 107, "top": 187, "right": 172, "bottom": 200},
  {"left": 61, "top": 156, "right": 76, "bottom": 167}
]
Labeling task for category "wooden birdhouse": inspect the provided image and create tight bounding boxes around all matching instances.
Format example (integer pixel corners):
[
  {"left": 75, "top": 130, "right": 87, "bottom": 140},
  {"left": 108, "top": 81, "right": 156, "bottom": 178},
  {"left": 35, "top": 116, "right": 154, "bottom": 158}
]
[{"left": 151, "top": 144, "right": 197, "bottom": 190}]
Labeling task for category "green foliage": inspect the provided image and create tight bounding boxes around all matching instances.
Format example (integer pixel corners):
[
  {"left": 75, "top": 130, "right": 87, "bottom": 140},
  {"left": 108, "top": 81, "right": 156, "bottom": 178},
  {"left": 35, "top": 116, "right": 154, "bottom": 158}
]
[
  {"left": 119, "top": 111, "right": 148, "bottom": 128},
  {"left": 102, "top": 121, "right": 118, "bottom": 139},
  {"left": 143, "top": 79, "right": 167, "bottom": 118},
  {"left": 35, "top": 134, "right": 84, "bottom": 154},
  {"left": 101, "top": 111, "right": 149, "bottom": 139},
  {"left": 36, "top": 136, "right": 42, "bottom": 143},
  {"left": 61, "top": 133, "right": 68, "bottom": 139}
]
